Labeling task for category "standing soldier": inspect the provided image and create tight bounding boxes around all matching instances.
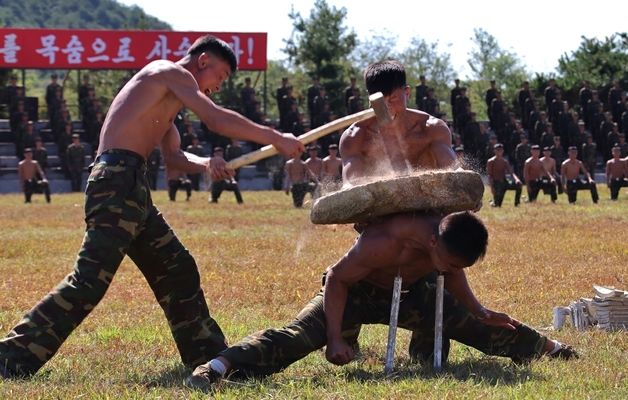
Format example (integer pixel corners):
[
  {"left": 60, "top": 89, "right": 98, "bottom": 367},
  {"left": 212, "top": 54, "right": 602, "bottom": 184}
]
[
  {"left": 581, "top": 134, "right": 597, "bottom": 178},
  {"left": 66, "top": 134, "right": 85, "bottom": 192},
  {"left": 32, "top": 138, "right": 48, "bottom": 173},
  {"left": 487, "top": 143, "right": 522, "bottom": 207},
  {"left": 514, "top": 133, "right": 531, "bottom": 180},
  {"left": 186, "top": 135, "right": 205, "bottom": 191},
  {"left": 415, "top": 75, "right": 428, "bottom": 111},
  {"left": 561, "top": 146, "right": 599, "bottom": 204},
  {"left": 18, "top": 148, "right": 51, "bottom": 204},
  {"left": 147, "top": 147, "right": 161, "bottom": 190}
]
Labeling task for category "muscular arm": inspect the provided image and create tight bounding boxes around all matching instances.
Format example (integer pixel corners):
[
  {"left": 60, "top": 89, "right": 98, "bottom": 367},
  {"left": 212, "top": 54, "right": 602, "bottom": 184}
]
[
  {"left": 561, "top": 162, "right": 568, "bottom": 187},
  {"left": 163, "top": 66, "right": 299, "bottom": 156},
  {"left": 339, "top": 125, "right": 367, "bottom": 185},
  {"left": 580, "top": 161, "right": 593, "bottom": 181},
  {"left": 486, "top": 159, "right": 495, "bottom": 187},
  {"left": 35, "top": 161, "right": 46, "bottom": 181},
  {"left": 445, "top": 268, "right": 519, "bottom": 330},
  {"left": 444, "top": 269, "right": 485, "bottom": 317},
  {"left": 605, "top": 160, "right": 611, "bottom": 185},
  {"left": 427, "top": 118, "right": 457, "bottom": 168},
  {"left": 160, "top": 124, "right": 215, "bottom": 176},
  {"left": 324, "top": 232, "right": 403, "bottom": 343}
]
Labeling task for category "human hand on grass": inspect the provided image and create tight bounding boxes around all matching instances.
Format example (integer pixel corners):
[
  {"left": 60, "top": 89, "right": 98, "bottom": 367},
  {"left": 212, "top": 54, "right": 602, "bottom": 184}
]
[
  {"left": 325, "top": 338, "right": 355, "bottom": 365},
  {"left": 476, "top": 308, "right": 521, "bottom": 330}
]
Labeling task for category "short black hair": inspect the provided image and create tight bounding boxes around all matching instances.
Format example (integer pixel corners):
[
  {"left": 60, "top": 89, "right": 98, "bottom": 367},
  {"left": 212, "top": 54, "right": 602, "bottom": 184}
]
[
  {"left": 364, "top": 60, "right": 406, "bottom": 96},
  {"left": 188, "top": 35, "right": 237, "bottom": 73},
  {"left": 438, "top": 211, "right": 488, "bottom": 265}
]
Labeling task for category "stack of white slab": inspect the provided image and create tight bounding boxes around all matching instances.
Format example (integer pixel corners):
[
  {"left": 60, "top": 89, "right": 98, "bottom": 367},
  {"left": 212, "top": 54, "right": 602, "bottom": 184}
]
[{"left": 585, "top": 286, "right": 628, "bottom": 331}]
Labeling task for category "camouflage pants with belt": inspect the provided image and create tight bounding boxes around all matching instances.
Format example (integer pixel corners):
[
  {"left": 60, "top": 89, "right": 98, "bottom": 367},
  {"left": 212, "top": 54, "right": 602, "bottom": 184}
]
[
  {"left": 0, "top": 149, "right": 226, "bottom": 377},
  {"left": 220, "top": 273, "right": 547, "bottom": 378}
]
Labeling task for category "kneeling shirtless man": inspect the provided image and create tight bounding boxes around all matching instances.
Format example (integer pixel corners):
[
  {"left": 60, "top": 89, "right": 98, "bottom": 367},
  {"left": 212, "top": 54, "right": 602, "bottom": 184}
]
[{"left": 188, "top": 211, "right": 577, "bottom": 389}]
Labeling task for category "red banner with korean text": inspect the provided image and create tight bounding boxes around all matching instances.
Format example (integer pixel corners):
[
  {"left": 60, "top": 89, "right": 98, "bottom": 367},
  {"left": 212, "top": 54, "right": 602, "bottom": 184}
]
[{"left": 0, "top": 28, "right": 267, "bottom": 70}]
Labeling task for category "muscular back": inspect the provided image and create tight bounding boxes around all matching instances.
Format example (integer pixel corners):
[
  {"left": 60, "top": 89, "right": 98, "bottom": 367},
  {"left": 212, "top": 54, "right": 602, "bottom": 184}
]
[{"left": 339, "top": 109, "right": 455, "bottom": 185}]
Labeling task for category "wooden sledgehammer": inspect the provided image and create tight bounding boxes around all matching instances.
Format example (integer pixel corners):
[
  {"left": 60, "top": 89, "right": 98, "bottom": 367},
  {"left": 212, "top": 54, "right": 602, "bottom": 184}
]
[{"left": 225, "top": 94, "right": 391, "bottom": 170}]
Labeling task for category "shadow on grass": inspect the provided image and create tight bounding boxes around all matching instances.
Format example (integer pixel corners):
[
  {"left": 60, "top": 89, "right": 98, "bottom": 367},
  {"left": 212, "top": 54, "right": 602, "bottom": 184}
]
[
  {"left": 136, "top": 364, "right": 190, "bottom": 389},
  {"left": 345, "top": 357, "right": 542, "bottom": 386}
]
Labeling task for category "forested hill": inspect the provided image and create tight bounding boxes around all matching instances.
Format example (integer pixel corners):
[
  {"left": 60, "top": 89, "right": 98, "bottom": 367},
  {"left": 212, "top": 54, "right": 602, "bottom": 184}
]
[{"left": 0, "top": 0, "right": 170, "bottom": 30}]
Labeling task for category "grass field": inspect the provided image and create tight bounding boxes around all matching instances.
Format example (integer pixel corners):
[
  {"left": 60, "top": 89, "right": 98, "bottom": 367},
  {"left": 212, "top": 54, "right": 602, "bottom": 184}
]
[{"left": 0, "top": 187, "right": 626, "bottom": 399}]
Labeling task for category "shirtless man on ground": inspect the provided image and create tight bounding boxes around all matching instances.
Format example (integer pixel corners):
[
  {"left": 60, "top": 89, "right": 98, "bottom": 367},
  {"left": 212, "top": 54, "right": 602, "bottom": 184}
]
[
  {"left": 524, "top": 145, "right": 557, "bottom": 203},
  {"left": 0, "top": 35, "right": 303, "bottom": 378},
  {"left": 18, "top": 148, "right": 51, "bottom": 204},
  {"left": 561, "top": 146, "right": 599, "bottom": 204},
  {"left": 167, "top": 165, "right": 193, "bottom": 201},
  {"left": 187, "top": 212, "right": 577, "bottom": 389},
  {"left": 606, "top": 146, "right": 627, "bottom": 200}
]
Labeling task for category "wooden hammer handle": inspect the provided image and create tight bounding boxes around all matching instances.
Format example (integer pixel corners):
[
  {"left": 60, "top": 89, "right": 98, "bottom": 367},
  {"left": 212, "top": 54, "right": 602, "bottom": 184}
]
[{"left": 226, "top": 108, "right": 375, "bottom": 170}]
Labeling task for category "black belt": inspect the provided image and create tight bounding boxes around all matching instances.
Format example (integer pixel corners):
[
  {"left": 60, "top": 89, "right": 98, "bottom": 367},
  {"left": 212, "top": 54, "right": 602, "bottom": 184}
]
[{"left": 95, "top": 149, "right": 146, "bottom": 168}]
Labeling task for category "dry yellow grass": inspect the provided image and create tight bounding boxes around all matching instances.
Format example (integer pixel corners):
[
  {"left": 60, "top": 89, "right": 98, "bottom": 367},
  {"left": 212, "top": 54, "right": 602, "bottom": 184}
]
[{"left": 0, "top": 187, "right": 626, "bottom": 399}]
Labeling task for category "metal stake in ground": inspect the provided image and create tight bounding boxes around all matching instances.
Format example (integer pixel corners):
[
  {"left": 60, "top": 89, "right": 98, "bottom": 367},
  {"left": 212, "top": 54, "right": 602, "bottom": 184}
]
[
  {"left": 384, "top": 273, "right": 403, "bottom": 375},
  {"left": 433, "top": 274, "right": 445, "bottom": 371}
]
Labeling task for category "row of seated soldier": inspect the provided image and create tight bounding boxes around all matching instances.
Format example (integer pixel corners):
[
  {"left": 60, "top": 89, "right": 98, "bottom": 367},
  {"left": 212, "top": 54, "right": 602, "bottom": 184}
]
[{"left": 481, "top": 142, "right": 627, "bottom": 207}]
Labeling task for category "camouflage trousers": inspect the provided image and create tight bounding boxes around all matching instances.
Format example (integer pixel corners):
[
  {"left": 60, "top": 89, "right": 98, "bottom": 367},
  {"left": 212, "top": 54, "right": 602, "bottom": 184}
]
[
  {"left": 0, "top": 149, "right": 226, "bottom": 377},
  {"left": 220, "top": 273, "right": 547, "bottom": 378}
]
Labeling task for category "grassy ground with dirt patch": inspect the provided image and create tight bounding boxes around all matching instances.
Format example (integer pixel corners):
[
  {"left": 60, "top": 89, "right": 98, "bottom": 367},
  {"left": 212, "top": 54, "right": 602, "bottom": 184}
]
[{"left": 0, "top": 188, "right": 626, "bottom": 399}]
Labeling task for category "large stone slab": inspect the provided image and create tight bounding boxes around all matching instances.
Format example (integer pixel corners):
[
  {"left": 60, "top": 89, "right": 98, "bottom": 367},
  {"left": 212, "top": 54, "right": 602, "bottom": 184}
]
[{"left": 310, "top": 170, "right": 484, "bottom": 225}]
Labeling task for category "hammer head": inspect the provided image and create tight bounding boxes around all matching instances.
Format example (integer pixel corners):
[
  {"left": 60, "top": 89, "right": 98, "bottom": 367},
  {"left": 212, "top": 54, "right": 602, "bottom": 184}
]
[{"left": 368, "top": 92, "right": 392, "bottom": 124}]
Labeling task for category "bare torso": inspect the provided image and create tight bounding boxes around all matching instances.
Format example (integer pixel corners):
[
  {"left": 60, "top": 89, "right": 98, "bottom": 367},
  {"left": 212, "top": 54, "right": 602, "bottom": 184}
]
[
  {"left": 351, "top": 214, "right": 438, "bottom": 289},
  {"left": 606, "top": 158, "right": 626, "bottom": 179},
  {"left": 18, "top": 160, "right": 41, "bottom": 181},
  {"left": 285, "top": 159, "right": 310, "bottom": 183},
  {"left": 525, "top": 158, "right": 547, "bottom": 181},
  {"left": 97, "top": 60, "right": 185, "bottom": 159},
  {"left": 340, "top": 109, "right": 455, "bottom": 185},
  {"left": 562, "top": 159, "right": 585, "bottom": 180},
  {"left": 541, "top": 156, "right": 557, "bottom": 175},
  {"left": 487, "top": 157, "right": 509, "bottom": 182},
  {"left": 305, "top": 157, "right": 323, "bottom": 179},
  {"left": 322, "top": 156, "right": 342, "bottom": 180}
]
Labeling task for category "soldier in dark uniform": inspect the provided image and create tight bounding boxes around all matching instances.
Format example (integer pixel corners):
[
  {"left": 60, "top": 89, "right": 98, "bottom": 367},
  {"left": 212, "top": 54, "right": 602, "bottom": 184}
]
[
  {"left": 450, "top": 79, "right": 461, "bottom": 125},
  {"left": 186, "top": 135, "right": 205, "bottom": 191},
  {"left": 167, "top": 166, "right": 193, "bottom": 201},
  {"left": 454, "top": 87, "right": 471, "bottom": 133},
  {"left": 240, "top": 77, "right": 256, "bottom": 119},
  {"left": 586, "top": 90, "right": 602, "bottom": 132},
  {"left": 514, "top": 133, "right": 531, "bottom": 180},
  {"left": 57, "top": 123, "right": 73, "bottom": 177},
  {"left": 517, "top": 81, "right": 532, "bottom": 125},
  {"left": 543, "top": 79, "right": 558, "bottom": 112},
  {"left": 66, "top": 134, "right": 85, "bottom": 192},
  {"left": 490, "top": 91, "right": 506, "bottom": 135},
  {"left": 344, "top": 77, "right": 358, "bottom": 114},
  {"left": 415, "top": 75, "right": 428, "bottom": 111},
  {"left": 462, "top": 112, "right": 481, "bottom": 156},
  {"left": 45, "top": 74, "right": 61, "bottom": 121},
  {"left": 608, "top": 80, "right": 623, "bottom": 123},
  {"left": 276, "top": 77, "right": 290, "bottom": 129},
  {"left": 548, "top": 92, "right": 563, "bottom": 125},
  {"left": 581, "top": 134, "right": 597, "bottom": 178},
  {"left": 147, "top": 147, "right": 161, "bottom": 191},
  {"left": 423, "top": 88, "right": 440, "bottom": 117},
  {"left": 32, "top": 138, "right": 48, "bottom": 173},
  {"left": 578, "top": 81, "right": 592, "bottom": 127},
  {"left": 485, "top": 80, "right": 498, "bottom": 124},
  {"left": 307, "top": 76, "right": 321, "bottom": 125}
]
